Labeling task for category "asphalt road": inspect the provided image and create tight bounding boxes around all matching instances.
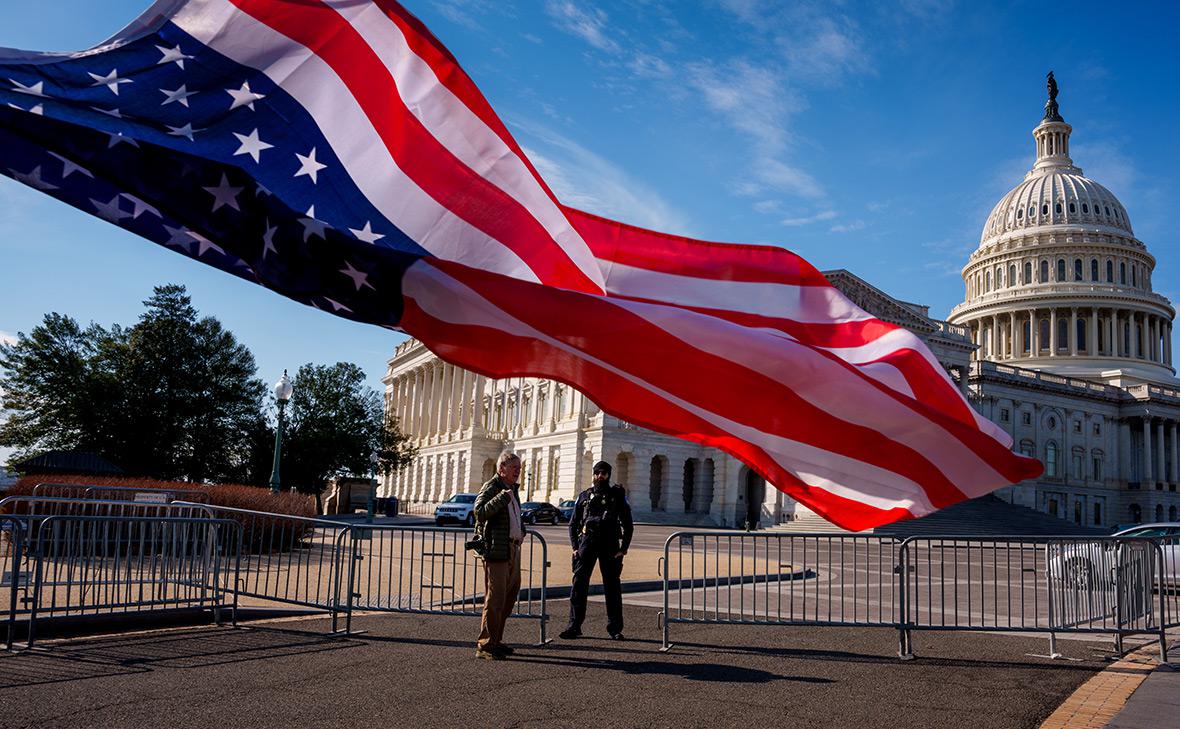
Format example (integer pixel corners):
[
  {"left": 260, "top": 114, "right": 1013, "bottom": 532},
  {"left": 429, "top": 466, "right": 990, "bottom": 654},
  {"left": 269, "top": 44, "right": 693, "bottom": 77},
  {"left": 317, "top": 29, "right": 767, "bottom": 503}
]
[{"left": 0, "top": 602, "right": 1110, "bottom": 729}]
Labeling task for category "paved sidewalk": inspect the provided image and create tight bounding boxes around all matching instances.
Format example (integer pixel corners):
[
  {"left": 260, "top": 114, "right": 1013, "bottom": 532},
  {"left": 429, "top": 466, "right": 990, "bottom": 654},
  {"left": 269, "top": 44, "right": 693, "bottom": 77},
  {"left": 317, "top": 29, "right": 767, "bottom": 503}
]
[{"left": 0, "top": 602, "right": 1110, "bottom": 729}]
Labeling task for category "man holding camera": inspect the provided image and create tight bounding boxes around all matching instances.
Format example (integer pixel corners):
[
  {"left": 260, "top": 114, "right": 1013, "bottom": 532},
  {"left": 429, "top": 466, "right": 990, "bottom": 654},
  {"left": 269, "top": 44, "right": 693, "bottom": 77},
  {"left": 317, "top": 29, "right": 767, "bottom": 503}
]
[
  {"left": 473, "top": 451, "right": 525, "bottom": 660},
  {"left": 560, "top": 460, "right": 634, "bottom": 640}
]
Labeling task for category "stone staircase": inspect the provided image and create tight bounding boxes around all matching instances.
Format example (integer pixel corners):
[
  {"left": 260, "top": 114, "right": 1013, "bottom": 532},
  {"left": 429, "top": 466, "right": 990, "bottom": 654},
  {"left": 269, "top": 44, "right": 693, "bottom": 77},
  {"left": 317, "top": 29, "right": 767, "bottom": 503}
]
[{"left": 766, "top": 495, "right": 1108, "bottom": 538}]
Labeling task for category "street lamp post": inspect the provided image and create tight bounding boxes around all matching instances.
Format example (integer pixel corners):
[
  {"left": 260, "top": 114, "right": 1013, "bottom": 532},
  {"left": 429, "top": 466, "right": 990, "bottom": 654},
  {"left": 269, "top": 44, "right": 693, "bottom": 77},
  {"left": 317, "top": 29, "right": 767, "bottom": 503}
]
[
  {"left": 269, "top": 370, "right": 294, "bottom": 494},
  {"left": 367, "top": 450, "right": 379, "bottom": 524}
]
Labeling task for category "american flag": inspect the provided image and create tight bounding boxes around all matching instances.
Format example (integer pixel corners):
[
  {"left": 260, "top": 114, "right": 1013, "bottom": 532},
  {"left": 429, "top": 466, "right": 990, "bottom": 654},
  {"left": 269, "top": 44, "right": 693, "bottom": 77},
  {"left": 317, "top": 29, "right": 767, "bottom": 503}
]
[{"left": 0, "top": 0, "right": 1042, "bottom": 530}]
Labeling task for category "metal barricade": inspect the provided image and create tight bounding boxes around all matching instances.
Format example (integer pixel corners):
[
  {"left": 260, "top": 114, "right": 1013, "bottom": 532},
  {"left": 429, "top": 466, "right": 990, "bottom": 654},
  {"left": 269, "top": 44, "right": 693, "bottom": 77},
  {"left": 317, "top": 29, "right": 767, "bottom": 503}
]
[
  {"left": 2, "top": 516, "right": 24, "bottom": 651},
  {"left": 659, "top": 532, "right": 899, "bottom": 651},
  {"left": 897, "top": 536, "right": 1168, "bottom": 661},
  {"left": 173, "top": 503, "right": 353, "bottom": 629},
  {"left": 1161, "top": 534, "right": 1180, "bottom": 631},
  {"left": 27, "top": 515, "right": 240, "bottom": 647},
  {"left": 343, "top": 525, "right": 550, "bottom": 643},
  {"left": 31, "top": 482, "right": 212, "bottom": 503}
]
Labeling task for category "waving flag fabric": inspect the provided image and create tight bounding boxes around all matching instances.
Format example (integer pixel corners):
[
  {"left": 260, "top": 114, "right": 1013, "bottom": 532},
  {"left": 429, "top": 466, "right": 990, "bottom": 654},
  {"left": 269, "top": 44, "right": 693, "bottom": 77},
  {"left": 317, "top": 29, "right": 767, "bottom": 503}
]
[{"left": 0, "top": 0, "right": 1042, "bottom": 530}]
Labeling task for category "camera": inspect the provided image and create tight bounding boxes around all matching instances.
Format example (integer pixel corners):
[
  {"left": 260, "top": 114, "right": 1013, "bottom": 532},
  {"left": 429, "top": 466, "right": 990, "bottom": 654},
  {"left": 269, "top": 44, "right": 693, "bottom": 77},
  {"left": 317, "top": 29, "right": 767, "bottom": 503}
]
[{"left": 465, "top": 537, "right": 487, "bottom": 556}]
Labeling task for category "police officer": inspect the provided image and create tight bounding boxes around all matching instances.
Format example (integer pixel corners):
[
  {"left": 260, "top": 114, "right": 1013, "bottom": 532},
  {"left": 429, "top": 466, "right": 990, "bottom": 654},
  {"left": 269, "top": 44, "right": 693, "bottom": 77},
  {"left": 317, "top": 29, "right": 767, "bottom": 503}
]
[{"left": 560, "top": 460, "right": 634, "bottom": 640}]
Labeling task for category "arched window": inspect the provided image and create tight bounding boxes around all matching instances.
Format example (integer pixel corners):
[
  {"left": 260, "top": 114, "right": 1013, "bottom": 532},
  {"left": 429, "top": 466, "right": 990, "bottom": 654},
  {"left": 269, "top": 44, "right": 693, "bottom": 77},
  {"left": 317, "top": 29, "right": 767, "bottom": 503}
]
[
  {"left": 1104, "top": 206, "right": 1111, "bottom": 217},
  {"left": 1045, "top": 442, "right": 1058, "bottom": 477},
  {"left": 1074, "top": 258, "right": 1083, "bottom": 281},
  {"left": 1156, "top": 504, "right": 1165, "bottom": 522},
  {"left": 1069, "top": 201, "right": 1076, "bottom": 214},
  {"left": 1076, "top": 318, "right": 1087, "bottom": 351},
  {"left": 1017, "top": 208, "right": 1023, "bottom": 220},
  {"left": 1057, "top": 259, "right": 1066, "bottom": 281},
  {"left": 1171, "top": 506, "right": 1178, "bottom": 521},
  {"left": 1132, "top": 266, "right": 1137, "bottom": 287},
  {"left": 985, "top": 270, "right": 992, "bottom": 292},
  {"left": 1106, "top": 260, "right": 1114, "bottom": 282},
  {"left": 1090, "top": 259, "right": 1099, "bottom": 281},
  {"left": 1120, "top": 261, "right": 1127, "bottom": 284},
  {"left": 1057, "top": 318, "right": 1068, "bottom": 350},
  {"left": 996, "top": 266, "right": 1003, "bottom": 287},
  {"left": 1055, "top": 202, "right": 1062, "bottom": 214},
  {"left": 1082, "top": 202, "right": 1089, "bottom": 214},
  {"left": 1094, "top": 502, "right": 1103, "bottom": 526},
  {"left": 1037, "top": 318, "right": 1048, "bottom": 350},
  {"left": 1130, "top": 503, "right": 1142, "bottom": 524},
  {"left": 1040, "top": 260, "right": 1049, "bottom": 282},
  {"left": 1008, "top": 264, "right": 1016, "bottom": 287},
  {"left": 1028, "top": 205, "right": 1035, "bottom": 218},
  {"left": 1023, "top": 262, "right": 1032, "bottom": 285}
]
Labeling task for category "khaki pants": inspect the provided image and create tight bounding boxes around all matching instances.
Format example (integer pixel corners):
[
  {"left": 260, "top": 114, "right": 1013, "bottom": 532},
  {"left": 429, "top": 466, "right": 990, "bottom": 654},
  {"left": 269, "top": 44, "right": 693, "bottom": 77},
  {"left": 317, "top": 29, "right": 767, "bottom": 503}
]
[{"left": 477, "top": 543, "right": 521, "bottom": 651}]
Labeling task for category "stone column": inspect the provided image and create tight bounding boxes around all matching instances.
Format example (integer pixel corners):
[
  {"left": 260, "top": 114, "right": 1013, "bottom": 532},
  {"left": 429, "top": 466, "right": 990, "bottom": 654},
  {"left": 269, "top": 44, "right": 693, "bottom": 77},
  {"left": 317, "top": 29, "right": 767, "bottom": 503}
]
[
  {"left": 1139, "top": 313, "right": 1148, "bottom": 359},
  {"left": 447, "top": 365, "right": 462, "bottom": 434},
  {"left": 1110, "top": 312, "right": 1119, "bottom": 357},
  {"left": 1170, "top": 420, "right": 1179, "bottom": 485},
  {"left": 1120, "top": 419, "right": 1133, "bottom": 482},
  {"left": 1047, "top": 308, "right": 1055, "bottom": 356},
  {"left": 1158, "top": 419, "right": 1166, "bottom": 487},
  {"left": 1028, "top": 308, "right": 1037, "bottom": 355},
  {"left": 1070, "top": 307, "right": 1078, "bottom": 356},
  {"left": 1090, "top": 309, "right": 1099, "bottom": 356},
  {"left": 988, "top": 316, "right": 996, "bottom": 359},
  {"left": 414, "top": 368, "right": 428, "bottom": 439},
  {"left": 1143, "top": 417, "right": 1153, "bottom": 485}
]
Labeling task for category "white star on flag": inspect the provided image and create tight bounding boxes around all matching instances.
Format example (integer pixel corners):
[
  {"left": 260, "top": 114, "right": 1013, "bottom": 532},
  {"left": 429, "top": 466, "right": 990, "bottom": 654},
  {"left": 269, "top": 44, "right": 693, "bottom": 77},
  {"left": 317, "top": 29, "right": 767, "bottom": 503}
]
[
  {"left": 188, "top": 230, "right": 225, "bottom": 257},
  {"left": 323, "top": 298, "right": 353, "bottom": 313},
  {"left": 7, "top": 102, "right": 43, "bottom": 115},
  {"left": 91, "top": 106, "right": 124, "bottom": 118},
  {"left": 262, "top": 219, "right": 279, "bottom": 258},
  {"left": 226, "top": 81, "right": 266, "bottom": 111},
  {"left": 9, "top": 79, "right": 47, "bottom": 97},
  {"left": 48, "top": 150, "right": 92, "bottom": 178},
  {"left": 232, "top": 128, "right": 274, "bottom": 163},
  {"left": 163, "top": 224, "right": 194, "bottom": 249},
  {"left": 299, "top": 205, "right": 328, "bottom": 241},
  {"left": 294, "top": 147, "right": 327, "bottom": 183},
  {"left": 10, "top": 166, "right": 58, "bottom": 191},
  {"left": 166, "top": 122, "right": 202, "bottom": 140},
  {"left": 340, "top": 261, "right": 376, "bottom": 291},
  {"left": 120, "top": 194, "right": 161, "bottom": 219},
  {"left": 202, "top": 173, "right": 244, "bottom": 212},
  {"left": 49, "top": 152, "right": 92, "bottom": 179},
  {"left": 160, "top": 84, "right": 197, "bottom": 107},
  {"left": 90, "top": 195, "right": 131, "bottom": 223},
  {"left": 349, "top": 221, "right": 385, "bottom": 244},
  {"left": 155, "top": 44, "right": 193, "bottom": 69},
  {"left": 88, "top": 69, "right": 132, "bottom": 95},
  {"left": 107, "top": 131, "right": 140, "bottom": 148}
]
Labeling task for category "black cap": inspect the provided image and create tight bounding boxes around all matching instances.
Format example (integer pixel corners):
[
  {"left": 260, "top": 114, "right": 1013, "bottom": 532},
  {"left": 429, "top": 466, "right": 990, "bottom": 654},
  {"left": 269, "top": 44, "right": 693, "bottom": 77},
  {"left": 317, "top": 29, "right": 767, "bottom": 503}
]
[{"left": 592, "top": 460, "right": 612, "bottom": 475}]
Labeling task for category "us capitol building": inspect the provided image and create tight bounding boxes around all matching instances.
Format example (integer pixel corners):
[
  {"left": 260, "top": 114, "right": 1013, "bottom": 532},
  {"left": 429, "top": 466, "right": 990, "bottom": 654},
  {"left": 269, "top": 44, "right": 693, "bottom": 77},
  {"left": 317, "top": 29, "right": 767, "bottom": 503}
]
[{"left": 380, "top": 77, "right": 1179, "bottom": 530}]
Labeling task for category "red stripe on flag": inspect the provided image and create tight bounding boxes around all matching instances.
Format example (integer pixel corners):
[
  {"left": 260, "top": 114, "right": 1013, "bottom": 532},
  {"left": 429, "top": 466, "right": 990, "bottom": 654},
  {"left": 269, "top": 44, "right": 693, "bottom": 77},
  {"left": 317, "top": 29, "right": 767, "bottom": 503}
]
[{"left": 230, "top": 0, "right": 602, "bottom": 294}]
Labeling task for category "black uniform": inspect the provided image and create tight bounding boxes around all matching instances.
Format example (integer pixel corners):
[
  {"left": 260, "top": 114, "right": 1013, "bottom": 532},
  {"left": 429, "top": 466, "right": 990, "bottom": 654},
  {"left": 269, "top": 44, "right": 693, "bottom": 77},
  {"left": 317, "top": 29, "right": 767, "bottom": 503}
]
[{"left": 566, "top": 482, "right": 634, "bottom": 636}]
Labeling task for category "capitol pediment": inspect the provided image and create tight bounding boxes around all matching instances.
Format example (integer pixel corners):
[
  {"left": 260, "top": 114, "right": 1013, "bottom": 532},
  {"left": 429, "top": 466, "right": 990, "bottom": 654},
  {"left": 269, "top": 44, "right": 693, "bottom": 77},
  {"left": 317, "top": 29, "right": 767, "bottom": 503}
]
[{"left": 823, "top": 269, "right": 936, "bottom": 334}]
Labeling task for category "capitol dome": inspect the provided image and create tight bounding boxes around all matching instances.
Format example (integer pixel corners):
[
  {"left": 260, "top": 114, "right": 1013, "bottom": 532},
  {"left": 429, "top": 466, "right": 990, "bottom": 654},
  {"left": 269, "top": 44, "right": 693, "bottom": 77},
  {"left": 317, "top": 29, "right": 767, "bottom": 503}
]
[{"left": 948, "top": 74, "right": 1174, "bottom": 384}]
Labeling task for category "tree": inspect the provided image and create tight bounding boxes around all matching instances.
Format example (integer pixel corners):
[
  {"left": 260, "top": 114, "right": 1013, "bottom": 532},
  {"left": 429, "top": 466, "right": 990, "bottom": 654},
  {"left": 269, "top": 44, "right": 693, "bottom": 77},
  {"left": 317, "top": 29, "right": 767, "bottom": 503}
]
[
  {"left": 0, "top": 285, "right": 266, "bottom": 481},
  {"left": 0, "top": 314, "right": 121, "bottom": 462},
  {"left": 281, "top": 362, "right": 415, "bottom": 509}
]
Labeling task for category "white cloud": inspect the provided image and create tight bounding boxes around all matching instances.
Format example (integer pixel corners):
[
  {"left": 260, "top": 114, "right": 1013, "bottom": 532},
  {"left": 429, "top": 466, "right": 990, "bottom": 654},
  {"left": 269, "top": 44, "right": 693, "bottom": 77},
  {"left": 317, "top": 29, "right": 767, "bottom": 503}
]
[
  {"left": 753, "top": 200, "right": 783, "bottom": 214},
  {"left": 0, "top": 330, "right": 15, "bottom": 347},
  {"left": 545, "top": 1, "right": 619, "bottom": 53},
  {"left": 431, "top": 0, "right": 499, "bottom": 31},
  {"left": 1072, "top": 142, "right": 1136, "bottom": 199},
  {"left": 513, "top": 119, "right": 693, "bottom": 234},
  {"left": 781, "top": 210, "right": 836, "bottom": 226},
  {"left": 829, "top": 220, "right": 866, "bottom": 233}
]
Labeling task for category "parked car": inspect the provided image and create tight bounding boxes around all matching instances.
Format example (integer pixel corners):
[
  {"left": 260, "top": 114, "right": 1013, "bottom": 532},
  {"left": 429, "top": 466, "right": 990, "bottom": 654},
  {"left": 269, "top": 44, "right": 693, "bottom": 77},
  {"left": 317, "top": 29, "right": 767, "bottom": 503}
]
[
  {"left": 520, "top": 501, "right": 560, "bottom": 525},
  {"left": 557, "top": 499, "right": 576, "bottom": 523},
  {"left": 1049, "top": 523, "right": 1180, "bottom": 589},
  {"left": 435, "top": 493, "right": 478, "bottom": 527}
]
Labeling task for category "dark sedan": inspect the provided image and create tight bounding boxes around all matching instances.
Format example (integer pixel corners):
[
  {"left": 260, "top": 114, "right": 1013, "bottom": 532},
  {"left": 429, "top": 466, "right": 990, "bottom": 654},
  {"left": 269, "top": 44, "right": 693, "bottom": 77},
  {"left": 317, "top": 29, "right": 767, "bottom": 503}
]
[
  {"left": 520, "top": 501, "right": 561, "bottom": 525},
  {"left": 557, "top": 499, "right": 576, "bottom": 523}
]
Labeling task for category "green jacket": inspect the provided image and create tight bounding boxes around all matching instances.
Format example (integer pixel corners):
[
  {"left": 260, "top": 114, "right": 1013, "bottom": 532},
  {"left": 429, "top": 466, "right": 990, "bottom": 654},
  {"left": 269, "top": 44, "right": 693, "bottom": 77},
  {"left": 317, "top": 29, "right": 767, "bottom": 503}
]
[{"left": 473, "top": 475, "right": 524, "bottom": 562}]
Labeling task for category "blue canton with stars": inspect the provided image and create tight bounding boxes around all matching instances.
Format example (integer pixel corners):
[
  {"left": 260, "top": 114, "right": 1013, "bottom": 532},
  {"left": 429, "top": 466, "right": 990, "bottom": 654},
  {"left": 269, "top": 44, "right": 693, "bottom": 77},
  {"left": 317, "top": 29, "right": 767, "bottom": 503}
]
[{"left": 0, "top": 20, "right": 429, "bottom": 328}]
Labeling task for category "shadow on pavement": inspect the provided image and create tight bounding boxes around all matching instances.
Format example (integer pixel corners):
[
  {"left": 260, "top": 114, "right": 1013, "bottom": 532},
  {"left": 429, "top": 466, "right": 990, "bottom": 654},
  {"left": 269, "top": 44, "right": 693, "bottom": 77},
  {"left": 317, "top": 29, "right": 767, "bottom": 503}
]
[
  {"left": 0, "top": 625, "right": 364, "bottom": 688},
  {"left": 510, "top": 653, "right": 834, "bottom": 684}
]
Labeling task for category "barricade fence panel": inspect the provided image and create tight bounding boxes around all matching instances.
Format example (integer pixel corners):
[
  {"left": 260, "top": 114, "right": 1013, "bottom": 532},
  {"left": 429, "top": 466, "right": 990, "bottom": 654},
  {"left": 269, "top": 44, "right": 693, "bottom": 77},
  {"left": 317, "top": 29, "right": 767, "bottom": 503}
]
[
  {"left": 31, "top": 483, "right": 212, "bottom": 503},
  {"left": 28, "top": 515, "right": 240, "bottom": 647},
  {"left": 173, "top": 503, "right": 351, "bottom": 615},
  {"left": 2, "top": 516, "right": 24, "bottom": 651},
  {"left": 661, "top": 533, "right": 902, "bottom": 648},
  {"left": 344, "top": 525, "right": 550, "bottom": 643}
]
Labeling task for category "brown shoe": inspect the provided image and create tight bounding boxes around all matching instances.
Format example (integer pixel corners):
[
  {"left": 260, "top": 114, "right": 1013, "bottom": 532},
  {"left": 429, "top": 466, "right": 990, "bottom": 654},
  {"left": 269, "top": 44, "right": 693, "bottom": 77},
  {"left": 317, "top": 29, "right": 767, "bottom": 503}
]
[{"left": 475, "top": 648, "right": 503, "bottom": 660}]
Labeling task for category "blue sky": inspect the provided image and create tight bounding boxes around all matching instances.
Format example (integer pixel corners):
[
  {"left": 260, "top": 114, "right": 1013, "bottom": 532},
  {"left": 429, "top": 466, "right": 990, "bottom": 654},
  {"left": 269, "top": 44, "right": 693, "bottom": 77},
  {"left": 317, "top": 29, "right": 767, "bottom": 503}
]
[{"left": 2, "top": 1, "right": 1178, "bottom": 465}]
